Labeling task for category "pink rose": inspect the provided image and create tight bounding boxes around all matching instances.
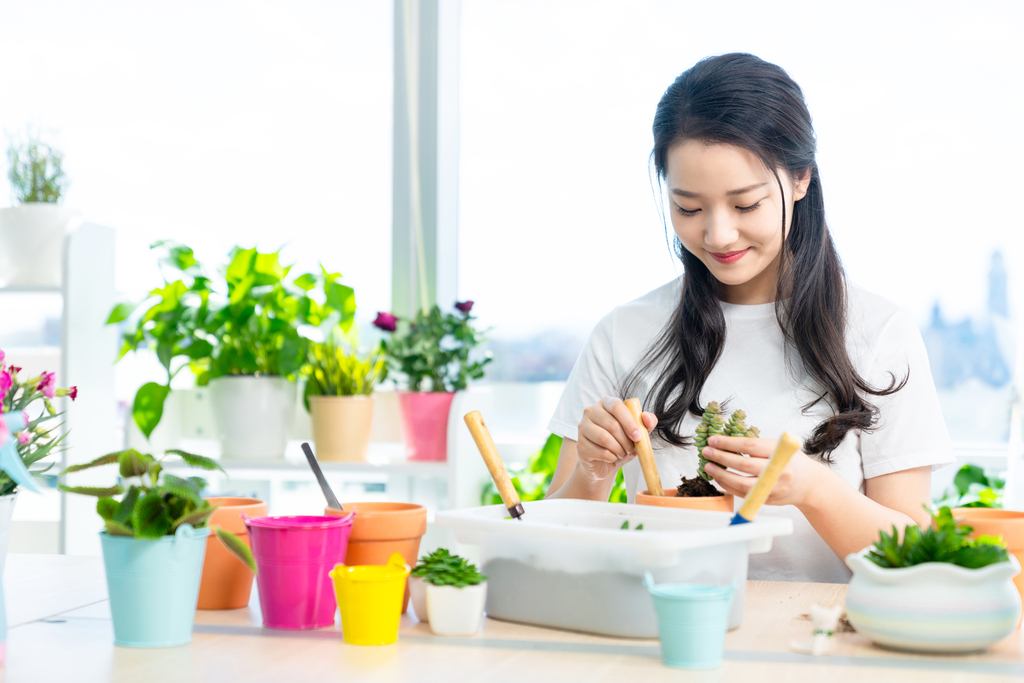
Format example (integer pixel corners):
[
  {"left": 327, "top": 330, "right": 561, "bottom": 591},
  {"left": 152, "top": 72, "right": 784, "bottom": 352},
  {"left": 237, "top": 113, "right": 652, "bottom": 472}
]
[
  {"left": 0, "top": 370, "right": 11, "bottom": 400},
  {"left": 454, "top": 300, "right": 474, "bottom": 314},
  {"left": 372, "top": 312, "right": 398, "bottom": 332},
  {"left": 16, "top": 431, "right": 30, "bottom": 446},
  {"left": 37, "top": 371, "right": 56, "bottom": 399}
]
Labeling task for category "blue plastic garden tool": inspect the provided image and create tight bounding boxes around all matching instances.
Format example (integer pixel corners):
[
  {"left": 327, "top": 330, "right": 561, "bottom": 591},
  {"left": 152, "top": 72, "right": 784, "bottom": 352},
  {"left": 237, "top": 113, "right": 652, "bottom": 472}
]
[
  {"left": 729, "top": 433, "right": 800, "bottom": 526},
  {"left": 0, "top": 410, "right": 43, "bottom": 665}
]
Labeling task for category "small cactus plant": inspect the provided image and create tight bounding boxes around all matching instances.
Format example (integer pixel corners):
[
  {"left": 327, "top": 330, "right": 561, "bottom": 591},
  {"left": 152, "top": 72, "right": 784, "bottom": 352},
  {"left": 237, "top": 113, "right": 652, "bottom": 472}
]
[{"left": 695, "top": 402, "right": 759, "bottom": 481}]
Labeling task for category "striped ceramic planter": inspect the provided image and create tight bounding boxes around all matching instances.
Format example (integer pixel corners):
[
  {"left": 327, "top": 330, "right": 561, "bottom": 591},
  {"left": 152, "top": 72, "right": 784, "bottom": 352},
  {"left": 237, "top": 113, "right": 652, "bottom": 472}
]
[{"left": 845, "top": 550, "right": 1022, "bottom": 653}]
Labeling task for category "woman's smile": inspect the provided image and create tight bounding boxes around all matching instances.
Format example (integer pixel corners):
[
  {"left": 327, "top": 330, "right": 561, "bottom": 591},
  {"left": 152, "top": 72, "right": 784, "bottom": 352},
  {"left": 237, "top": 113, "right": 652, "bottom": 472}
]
[{"left": 708, "top": 248, "right": 749, "bottom": 264}]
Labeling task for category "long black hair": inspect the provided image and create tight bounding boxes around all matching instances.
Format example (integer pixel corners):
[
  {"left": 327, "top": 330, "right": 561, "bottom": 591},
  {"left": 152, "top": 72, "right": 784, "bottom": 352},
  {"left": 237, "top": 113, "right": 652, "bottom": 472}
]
[{"left": 621, "top": 53, "right": 904, "bottom": 460}]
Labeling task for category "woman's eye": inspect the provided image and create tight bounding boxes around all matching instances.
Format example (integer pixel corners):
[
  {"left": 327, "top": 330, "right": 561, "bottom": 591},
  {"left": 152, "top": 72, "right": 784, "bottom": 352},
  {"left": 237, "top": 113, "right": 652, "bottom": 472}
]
[
  {"left": 675, "top": 205, "right": 699, "bottom": 216},
  {"left": 737, "top": 200, "right": 763, "bottom": 213}
]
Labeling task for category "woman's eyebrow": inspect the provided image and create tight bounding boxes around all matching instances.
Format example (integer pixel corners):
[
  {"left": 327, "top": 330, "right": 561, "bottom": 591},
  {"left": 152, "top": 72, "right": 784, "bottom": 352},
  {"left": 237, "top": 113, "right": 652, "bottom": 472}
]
[{"left": 671, "top": 182, "right": 767, "bottom": 198}]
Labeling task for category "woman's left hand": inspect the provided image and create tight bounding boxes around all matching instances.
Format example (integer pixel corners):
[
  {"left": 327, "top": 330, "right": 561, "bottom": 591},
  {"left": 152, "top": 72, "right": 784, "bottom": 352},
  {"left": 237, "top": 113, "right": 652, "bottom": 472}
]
[{"left": 702, "top": 435, "right": 823, "bottom": 508}]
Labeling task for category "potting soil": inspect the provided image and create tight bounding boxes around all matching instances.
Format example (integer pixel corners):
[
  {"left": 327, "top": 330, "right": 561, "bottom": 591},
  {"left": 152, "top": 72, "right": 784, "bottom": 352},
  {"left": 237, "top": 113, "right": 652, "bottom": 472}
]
[{"left": 677, "top": 475, "right": 723, "bottom": 497}]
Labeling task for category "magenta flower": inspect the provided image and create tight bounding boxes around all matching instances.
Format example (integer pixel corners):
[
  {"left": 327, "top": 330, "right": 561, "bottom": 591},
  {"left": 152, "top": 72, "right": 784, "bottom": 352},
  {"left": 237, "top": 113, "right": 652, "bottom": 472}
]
[
  {"left": 57, "top": 386, "right": 79, "bottom": 401},
  {"left": 0, "top": 348, "right": 5, "bottom": 364},
  {"left": 9, "top": 366, "right": 20, "bottom": 376},
  {"left": 372, "top": 312, "right": 398, "bottom": 332},
  {"left": 454, "top": 300, "right": 474, "bottom": 314},
  {"left": 38, "top": 371, "right": 56, "bottom": 399},
  {"left": 0, "top": 370, "right": 11, "bottom": 400},
  {"left": 16, "top": 431, "right": 30, "bottom": 446},
  {"left": 0, "top": 416, "right": 8, "bottom": 444}
]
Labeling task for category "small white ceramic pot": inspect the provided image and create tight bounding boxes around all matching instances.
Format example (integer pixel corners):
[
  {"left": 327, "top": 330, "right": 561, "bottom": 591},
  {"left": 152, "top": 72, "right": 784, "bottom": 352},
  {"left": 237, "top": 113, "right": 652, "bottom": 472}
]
[
  {"left": 409, "top": 575, "right": 428, "bottom": 623},
  {"left": 425, "top": 581, "right": 487, "bottom": 636},
  {"left": 0, "top": 493, "right": 18, "bottom": 574},
  {"left": 845, "top": 550, "right": 1022, "bottom": 653},
  {"left": 208, "top": 376, "right": 296, "bottom": 460},
  {"left": 0, "top": 205, "right": 79, "bottom": 287}
]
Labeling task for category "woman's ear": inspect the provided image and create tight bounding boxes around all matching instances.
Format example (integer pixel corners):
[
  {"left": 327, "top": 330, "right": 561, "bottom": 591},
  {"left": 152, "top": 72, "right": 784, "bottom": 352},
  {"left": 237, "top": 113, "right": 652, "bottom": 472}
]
[{"left": 793, "top": 167, "right": 812, "bottom": 202}]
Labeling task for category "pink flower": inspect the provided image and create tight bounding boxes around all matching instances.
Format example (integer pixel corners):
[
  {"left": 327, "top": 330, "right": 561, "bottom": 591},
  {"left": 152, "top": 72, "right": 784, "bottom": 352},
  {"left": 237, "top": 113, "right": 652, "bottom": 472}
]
[
  {"left": 0, "top": 348, "right": 5, "bottom": 364},
  {"left": 454, "top": 300, "right": 474, "bottom": 314},
  {"left": 0, "top": 416, "right": 8, "bottom": 444},
  {"left": 0, "top": 370, "right": 11, "bottom": 400},
  {"left": 9, "top": 366, "right": 21, "bottom": 376},
  {"left": 16, "top": 431, "right": 30, "bottom": 446},
  {"left": 37, "top": 371, "right": 56, "bottom": 399},
  {"left": 68, "top": 386, "right": 78, "bottom": 401},
  {"left": 372, "top": 312, "right": 398, "bottom": 332}
]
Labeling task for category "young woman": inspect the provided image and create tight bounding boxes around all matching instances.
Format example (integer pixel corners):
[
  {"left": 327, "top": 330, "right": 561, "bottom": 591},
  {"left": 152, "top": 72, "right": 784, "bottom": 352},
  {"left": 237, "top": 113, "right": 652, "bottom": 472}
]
[{"left": 545, "top": 53, "right": 954, "bottom": 583}]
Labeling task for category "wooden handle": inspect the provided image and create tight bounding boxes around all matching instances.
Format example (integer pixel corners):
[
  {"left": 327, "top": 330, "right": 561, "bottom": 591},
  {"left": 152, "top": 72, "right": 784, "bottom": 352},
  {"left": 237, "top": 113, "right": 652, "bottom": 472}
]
[
  {"left": 736, "top": 433, "right": 801, "bottom": 522},
  {"left": 624, "top": 398, "right": 663, "bottom": 497},
  {"left": 464, "top": 411, "right": 524, "bottom": 517}
]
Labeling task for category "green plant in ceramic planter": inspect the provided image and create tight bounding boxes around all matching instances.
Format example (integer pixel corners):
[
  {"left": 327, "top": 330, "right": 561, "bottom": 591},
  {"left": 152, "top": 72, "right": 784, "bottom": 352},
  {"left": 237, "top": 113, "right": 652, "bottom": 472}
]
[
  {"left": 57, "top": 448, "right": 256, "bottom": 572},
  {"left": 866, "top": 506, "right": 1009, "bottom": 570},
  {"left": 412, "top": 548, "right": 487, "bottom": 587},
  {"left": 0, "top": 351, "right": 77, "bottom": 495},
  {"left": 303, "top": 336, "right": 388, "bottom": 406},
  {"left": 934, "top": 464, "right": 1005, "bottom": 509},
  {"left": 107, "top": 242, "right": 355, "bottom": 438},
  {"left": 373, "top": 301, "right": 491, "bottom": 392},
  {"left": 6, "top": 131, "right": 67, "bottom": 203}
]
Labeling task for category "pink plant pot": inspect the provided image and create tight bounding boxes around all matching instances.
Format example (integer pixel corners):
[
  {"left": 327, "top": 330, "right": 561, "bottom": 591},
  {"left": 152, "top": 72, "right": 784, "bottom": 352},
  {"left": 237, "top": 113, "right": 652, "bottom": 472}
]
[{"left": 397, "top": 391, "right": 456, "bottom": 461}]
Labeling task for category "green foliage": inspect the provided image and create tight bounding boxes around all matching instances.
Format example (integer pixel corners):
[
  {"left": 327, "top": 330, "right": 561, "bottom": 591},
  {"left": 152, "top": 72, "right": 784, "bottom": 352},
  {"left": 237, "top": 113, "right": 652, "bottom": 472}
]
[
  {"left": 619, "top": 521, "right": 644, "bottom": 530},
  {"left": 412, "top": 548, "right": 487, "bottom": 587},
  {"left": 382, "top": 304, "right": 491, "bottom": 392},
  {"left": 866, "top": 506, "right": 1010, "bottom": 570},
  {"left": 694, "top": 402, "right": 759, "bottom": 481},
  {"left": 303, "top": 336, "right": 387, "bottom": 405},
  {"left": 480, "top": 434, "right": 628, "bottom": 505},
  {"left": 107, "top": 242, "right": 357, "bottom": 438},
  {"left": 934, "top": 464, "right": 1005, "bottom": 509},
  {"left": 58, "top": 448, "right": 256, "bottom": 573},
  {"left": 6, "top": 132, "right": 67, "bottom": 203}
]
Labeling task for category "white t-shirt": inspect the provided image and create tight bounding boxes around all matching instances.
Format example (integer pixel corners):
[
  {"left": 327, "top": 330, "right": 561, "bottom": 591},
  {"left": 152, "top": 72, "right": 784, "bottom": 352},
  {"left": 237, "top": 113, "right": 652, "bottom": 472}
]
[{"left": 548, "top": 278, "right": 955, "bottom": 583}]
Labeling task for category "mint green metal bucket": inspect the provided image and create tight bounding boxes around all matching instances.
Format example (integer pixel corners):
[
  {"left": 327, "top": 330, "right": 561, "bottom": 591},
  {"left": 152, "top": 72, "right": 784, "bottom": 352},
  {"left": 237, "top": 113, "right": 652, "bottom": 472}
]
[
  {"left": 100, "top": 525, "right": 210, "bottom": 647},
  {"left": 644, "top": 573, "right": 734, "bottom": 669}
]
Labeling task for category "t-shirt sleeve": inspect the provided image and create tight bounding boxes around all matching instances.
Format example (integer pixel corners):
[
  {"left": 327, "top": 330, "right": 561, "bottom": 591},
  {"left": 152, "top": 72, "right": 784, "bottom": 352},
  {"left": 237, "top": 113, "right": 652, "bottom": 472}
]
[
  {"left": 859, "top": 308, "right": 956, "bottom": 479},
  {"left": 548, "top": 312, "right": 620, "bottom": 442}
]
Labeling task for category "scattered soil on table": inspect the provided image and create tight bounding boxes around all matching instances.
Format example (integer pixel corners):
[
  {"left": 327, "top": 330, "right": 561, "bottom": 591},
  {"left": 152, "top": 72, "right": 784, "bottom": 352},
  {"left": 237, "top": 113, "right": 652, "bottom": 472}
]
[
  {"left": 676, "top": 475, "right": 723, "bottom": 497},
  {"left": 797, "top": 612, "right": 856, "bottom": 633}
]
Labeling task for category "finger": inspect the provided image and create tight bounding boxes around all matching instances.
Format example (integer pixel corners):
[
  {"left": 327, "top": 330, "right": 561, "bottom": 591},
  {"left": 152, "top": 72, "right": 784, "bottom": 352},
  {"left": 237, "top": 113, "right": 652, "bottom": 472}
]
[
  {"left": 702, "top": 447, "right": 764, "bottom": 475},
  {"left": 599, "top": 397, "right": 642, "bottom": 452},
  {"left": 709, "top": 435, "right": 773, "bottom": 457},
  {"left": 706, "top": 462, "right": 756, "bottom": 496},
  {"left": 577, "top": 435, "right": 625, "bottom": 469},
  {"left": 642, "top": 411, "right": 658, "bottom": 431},
  {"left": 579, "top": 419, "right": 631, "bottom": 460}
]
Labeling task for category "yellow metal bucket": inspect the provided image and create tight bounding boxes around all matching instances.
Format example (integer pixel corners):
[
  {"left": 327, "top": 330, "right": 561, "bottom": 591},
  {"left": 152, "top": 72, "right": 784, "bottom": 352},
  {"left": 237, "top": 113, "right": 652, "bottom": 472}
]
[{"left": 330, "top": 552, "right": 410, "bottom": 645}]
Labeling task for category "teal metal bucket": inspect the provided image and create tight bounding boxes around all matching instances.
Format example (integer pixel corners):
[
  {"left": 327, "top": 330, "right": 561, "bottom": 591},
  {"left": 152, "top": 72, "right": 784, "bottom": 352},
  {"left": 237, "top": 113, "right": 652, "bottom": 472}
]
[
  {"left": 644, "top": 573, "right": 734, "bottom": 669},
  {"left": 100, "top": 525, "right": 211, "bottom": 647}
]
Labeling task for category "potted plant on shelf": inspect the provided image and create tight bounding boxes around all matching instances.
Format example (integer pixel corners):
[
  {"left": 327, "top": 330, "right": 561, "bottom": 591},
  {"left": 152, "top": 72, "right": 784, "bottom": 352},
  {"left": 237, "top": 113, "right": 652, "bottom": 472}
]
[
  {"left": 0, "top": 351, "right": 77, "bottom": 568},
  {"left": 414, "top": 547, "right": 488, "bottom": 636},
  {"left": 845, "top": 506, "right": 1021, "bottom": 653},
  {"left": 0, "top": 130, "right": 77, "bottom": 288},
  {"left": 108, "top": 242, "right": 355, "bottom": 460},
  {"left": 636, "top": 401, "right": 756, "bottom": 512},
  {"left": 303, "top": 336, "right": 387, "bottom": 462},
  {"left": 374, "top": 301, "right": 491, "bottom": 461},
  {"left": 58, "top": 448, "right": 257, "bottom": 647}
]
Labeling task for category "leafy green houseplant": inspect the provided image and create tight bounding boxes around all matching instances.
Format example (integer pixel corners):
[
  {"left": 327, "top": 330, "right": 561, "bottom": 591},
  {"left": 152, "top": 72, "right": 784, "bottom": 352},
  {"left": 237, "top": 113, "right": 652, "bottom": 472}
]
[
  {"left": 866, "top": 506, "right": 1008, "bottom": 570},
  {"left": 935, "top": 464, "right": 1004, "bottom": 509},
  {"left": 6, "top": 132, "right": 67, "bottom": 203},
  {"left": 58, "top": 448, "right": 257, "bottom": 647},
  {"left": 108, "top": 242, "right": 355, "bottom": 459},
  {"left": 412, "top": 548, "right": 488, "bottom": 636},
  {"left": 303, "top": 337, "right": 388, "bottom": 461}
]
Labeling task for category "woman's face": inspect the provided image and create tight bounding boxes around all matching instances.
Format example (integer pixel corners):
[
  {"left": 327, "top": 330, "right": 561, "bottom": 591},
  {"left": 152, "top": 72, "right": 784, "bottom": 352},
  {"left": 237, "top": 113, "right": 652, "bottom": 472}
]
[{"left": 665, "top": 140, "right": 810, "bottom": 305}]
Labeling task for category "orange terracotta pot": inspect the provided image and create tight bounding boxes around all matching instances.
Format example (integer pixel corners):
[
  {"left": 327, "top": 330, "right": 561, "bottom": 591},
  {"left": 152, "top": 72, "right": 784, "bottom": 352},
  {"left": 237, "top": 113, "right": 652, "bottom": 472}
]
[
  {"left": 953, "top": 508, "right": 1024, "bottom": 628},
  {"left": 197, "top": 497, "right": 267, "bottom": 610},
  {"left": 326, "top": 502, "right": 427, "bottom": 613},
  {"left": 635, "top": 490, "right": 735, "bottom": 513}
]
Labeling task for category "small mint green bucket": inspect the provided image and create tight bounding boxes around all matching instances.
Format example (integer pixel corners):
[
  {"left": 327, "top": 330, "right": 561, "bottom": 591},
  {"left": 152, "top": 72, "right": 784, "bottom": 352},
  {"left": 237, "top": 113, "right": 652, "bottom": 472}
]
[
  {"left": 644, "top": 573, "right": 734, "bottom": 669},
  {"left": 100, "top": 525, "right": 210, "bottom": 647}
]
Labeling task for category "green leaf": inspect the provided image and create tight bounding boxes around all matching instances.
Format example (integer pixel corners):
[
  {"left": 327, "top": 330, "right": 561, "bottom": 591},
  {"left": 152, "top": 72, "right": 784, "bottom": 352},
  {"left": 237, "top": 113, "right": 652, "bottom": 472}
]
[
  {"left": 104, "top": 520, "right": 136, "bottom": 537},
  {"left": 294, "top": 273, "right": 317, "bottom": 291},
  {"left": 160, "top": 474, "right": 203, "bottom": 505},
  {"left": 61, "top": 451, "right": 121, "bottom": 474},
  {"left": 118, "top": 449, "right": 153, "bottom": 478},
  {"left": 133, "top": 493, "right": 173, "bottom": 539},
  {"left": 96, "top": 497, "right": 119, "bottom": 521},
  {"left": 172, "top": 505, "right": 215, "bottom": 530},
  {"left": 214, "top": 527, "right": 257, "bottom": 574},
  {"left": 106, "top": 301, "right": 139, "bottom": 324},
  {"left": 133, "top": 382, "right": 171, "bottom": 439},
  {"left": 165, "top": 449, "right": 223, "bottom": 473},
  {"left": 115, "top": 486, "right": 141, "bottom": 525},
  {"left": 954, "top": 464, "right": 989, "bottom": 497},
  {"left": 58, "top": 484, "right": 125, "bottom": 497}
]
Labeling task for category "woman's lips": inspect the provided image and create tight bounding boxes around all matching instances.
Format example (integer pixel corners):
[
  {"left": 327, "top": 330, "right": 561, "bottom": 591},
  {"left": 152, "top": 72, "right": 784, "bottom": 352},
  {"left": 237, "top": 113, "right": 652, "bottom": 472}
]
[{"left": 709, "top": 248, "right": 749, "bottom": 264}]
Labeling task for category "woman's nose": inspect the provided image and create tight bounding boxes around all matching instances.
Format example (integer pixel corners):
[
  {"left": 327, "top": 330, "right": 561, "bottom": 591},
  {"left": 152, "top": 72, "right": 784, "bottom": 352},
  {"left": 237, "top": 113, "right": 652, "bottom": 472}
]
[{"left": 703, "top": 211, "right": 739, "bottom": 250}]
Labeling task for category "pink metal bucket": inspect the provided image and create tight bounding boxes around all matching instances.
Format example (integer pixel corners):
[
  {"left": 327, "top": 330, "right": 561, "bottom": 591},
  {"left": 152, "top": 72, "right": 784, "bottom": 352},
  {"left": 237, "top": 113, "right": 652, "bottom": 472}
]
[
  {"left": 397, "top": 391, "right": 456, "bottom": 461},
  {"left": 244, "top": 513, "right": 356, "bottom": 629}
]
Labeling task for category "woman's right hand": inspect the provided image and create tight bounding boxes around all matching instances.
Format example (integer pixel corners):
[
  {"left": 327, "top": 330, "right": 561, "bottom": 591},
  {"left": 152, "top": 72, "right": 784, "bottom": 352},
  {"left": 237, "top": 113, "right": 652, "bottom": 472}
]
[{"left": 575, "top": 396, "right": 658, "bottom": 485}]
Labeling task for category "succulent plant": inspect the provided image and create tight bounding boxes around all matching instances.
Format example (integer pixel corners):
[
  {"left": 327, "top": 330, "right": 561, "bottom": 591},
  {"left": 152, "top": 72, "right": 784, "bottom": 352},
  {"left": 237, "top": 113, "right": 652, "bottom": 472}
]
[{"left": 695, "top": 402, "right": 759, "bottom": 481}]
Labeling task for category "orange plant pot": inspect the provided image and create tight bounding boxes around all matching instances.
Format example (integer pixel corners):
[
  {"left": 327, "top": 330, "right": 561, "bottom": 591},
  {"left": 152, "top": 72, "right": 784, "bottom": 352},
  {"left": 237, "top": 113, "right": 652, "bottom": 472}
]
[
  {"left": 635, "top": 490, "right": 735, "bottom": 513},
  {"left": 953, "top": 508, "right": 1024, "bottom": 628},
  {"left": 197, "top": 497, "right": 267, "bottom": 610},
  {"left": 326, "top": 502, "right": 427, "bottom": 613}
]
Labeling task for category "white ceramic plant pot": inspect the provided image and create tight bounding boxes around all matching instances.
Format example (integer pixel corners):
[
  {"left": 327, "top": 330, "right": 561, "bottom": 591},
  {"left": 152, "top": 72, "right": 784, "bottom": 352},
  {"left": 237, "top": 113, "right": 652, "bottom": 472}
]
[
  {"left": 425, "top": 581, "right": 487, "bottom": 636},
  {"left": 208, "top": 376, "right": 296, "bottom": 461},
  {"left": 409, "top": 575, "right": 428, "bottom": 623},
  {"left": 0, "top": 493, "right": 17, "bottom": 574},
  {"left": 0, "top": 205, "right": 79, "bottom": 288},
  {"left": 845, "top": 550, "right": 1022, "bottom": 653}
]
